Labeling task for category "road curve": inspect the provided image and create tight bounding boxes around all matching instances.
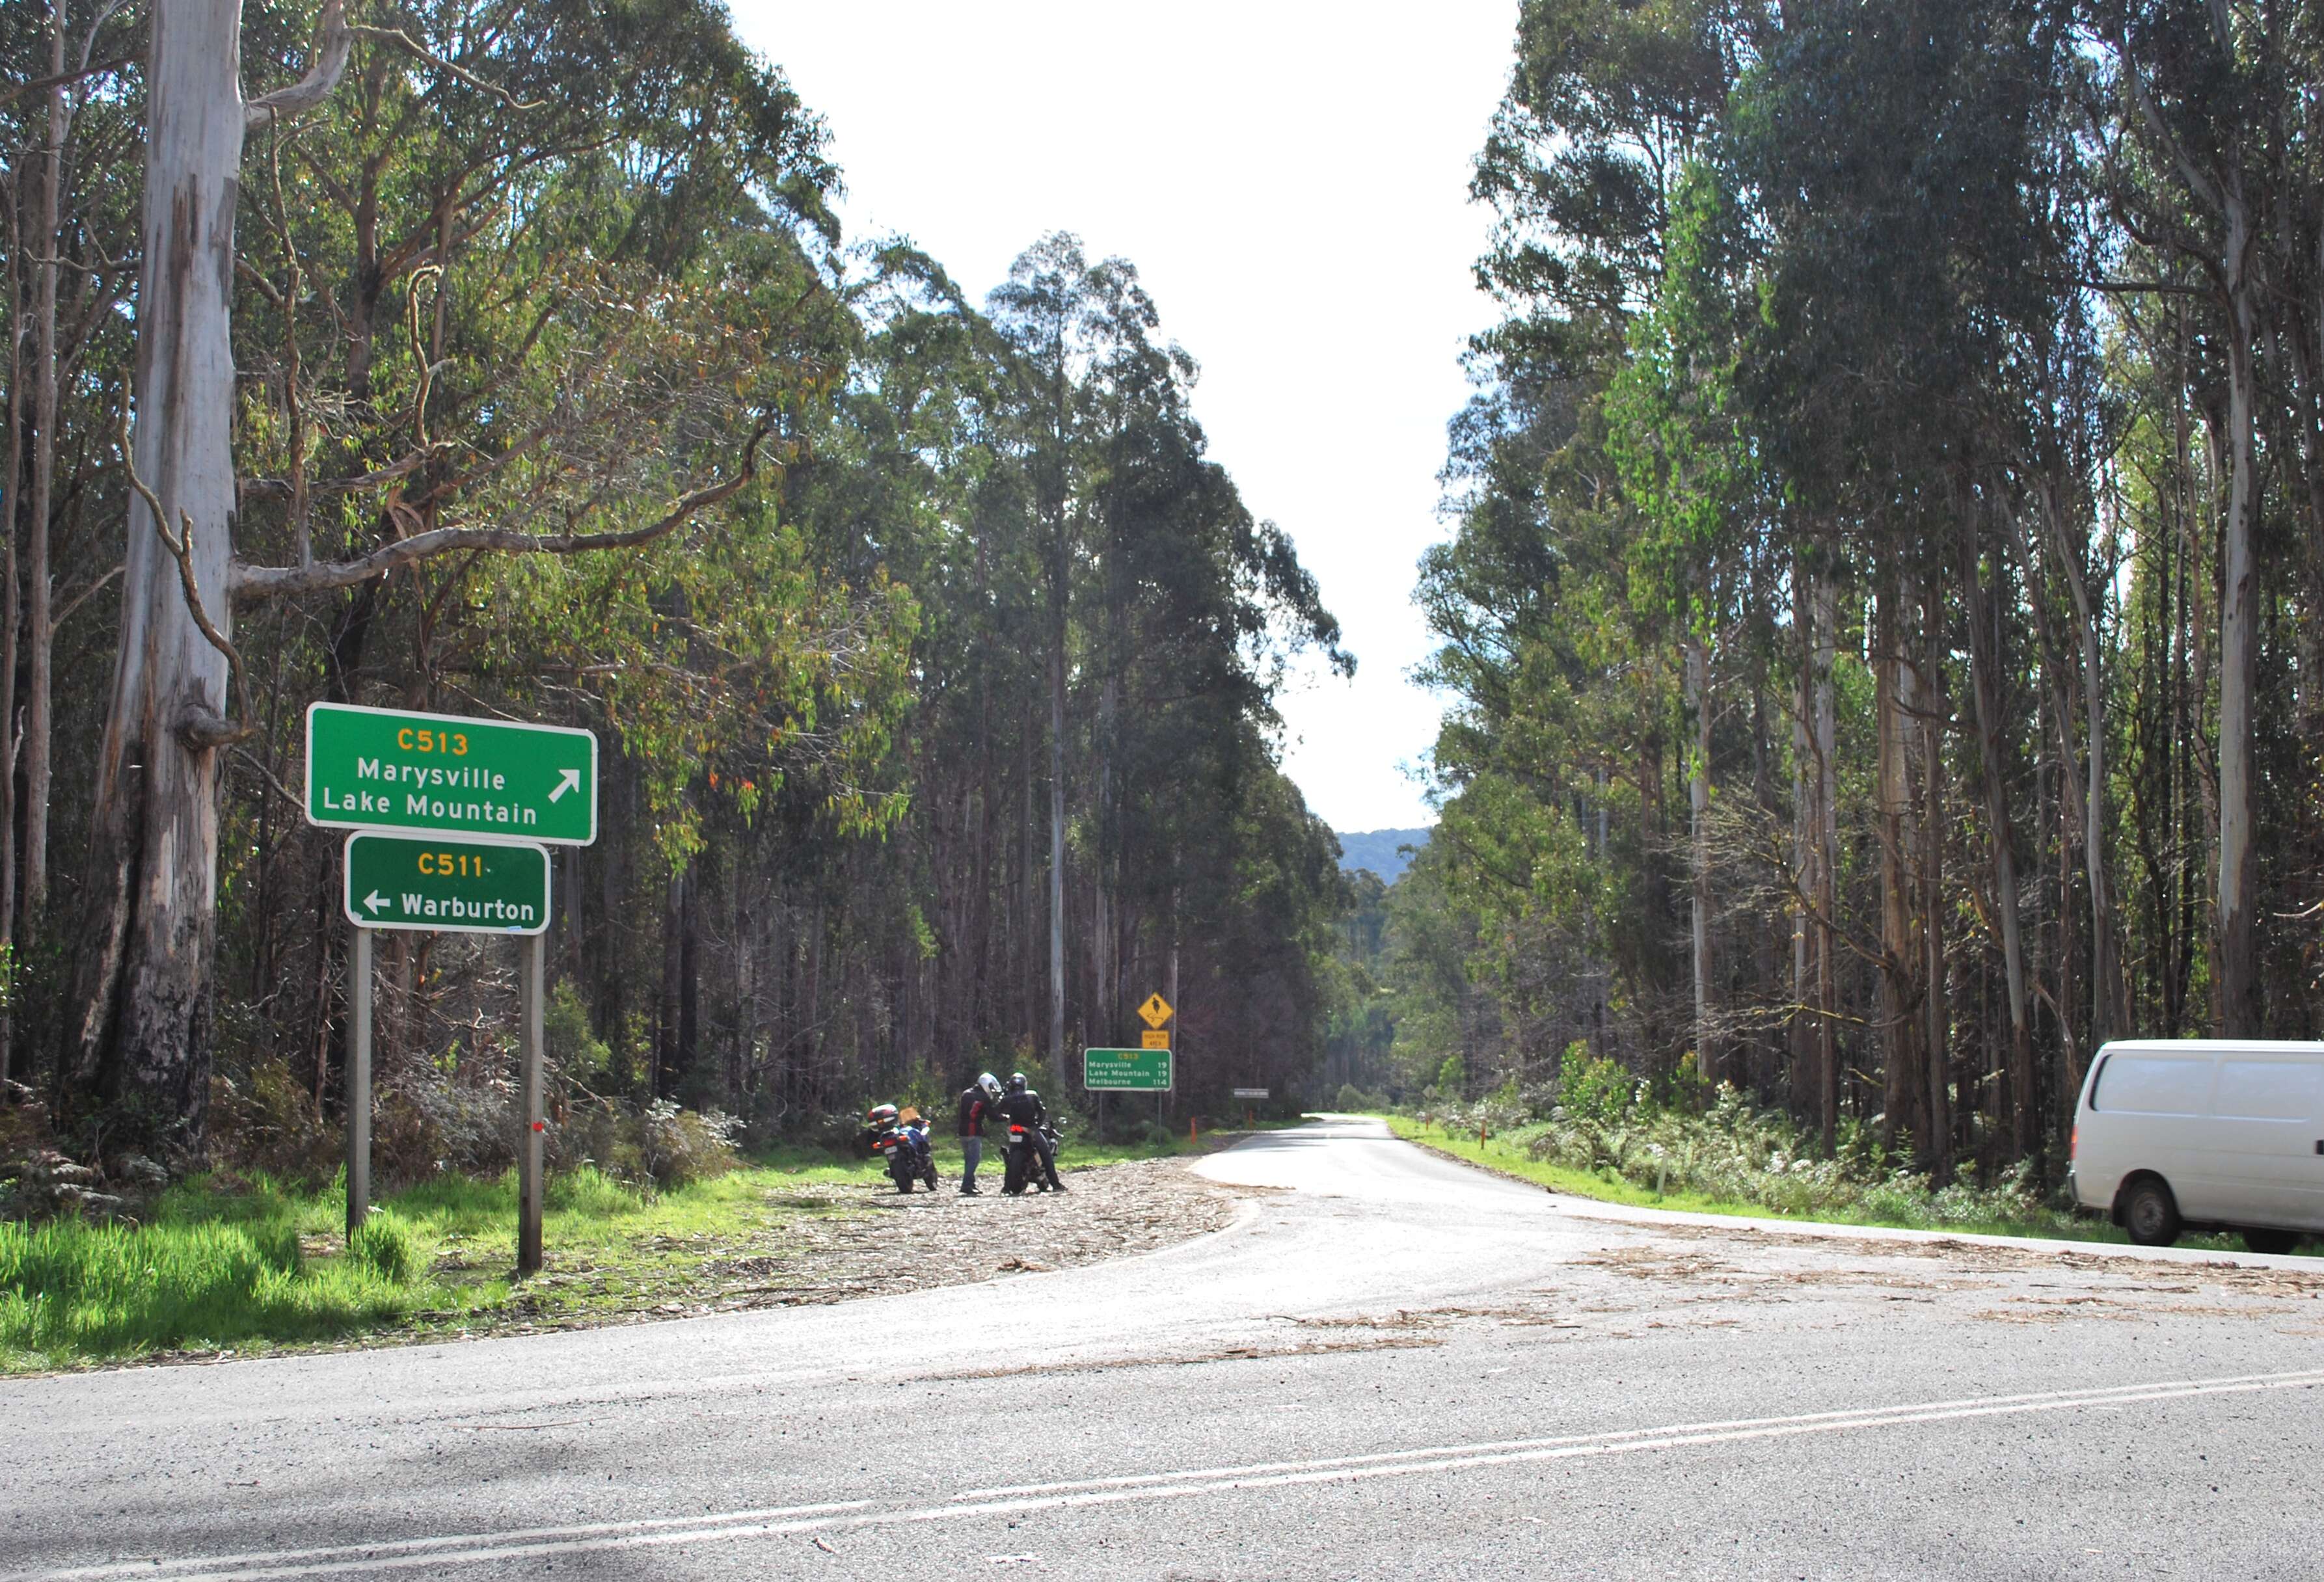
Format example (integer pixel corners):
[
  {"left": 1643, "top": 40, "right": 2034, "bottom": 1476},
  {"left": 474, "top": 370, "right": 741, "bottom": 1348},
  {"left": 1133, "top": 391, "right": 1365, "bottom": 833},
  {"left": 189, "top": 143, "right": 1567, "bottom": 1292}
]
[{"left": 5, "top": 1115, "right": 2321, "bottom": 1579}]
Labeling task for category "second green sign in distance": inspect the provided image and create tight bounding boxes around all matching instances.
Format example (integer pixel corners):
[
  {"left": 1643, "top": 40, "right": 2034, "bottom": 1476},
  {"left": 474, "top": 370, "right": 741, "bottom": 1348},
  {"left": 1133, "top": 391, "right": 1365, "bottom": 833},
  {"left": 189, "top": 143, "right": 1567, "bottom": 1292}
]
[
  {"left": 1083, "top": 1047, "right": 1172, "bottom": 1092},
  {"left": 344, "top": 833, "right": 552, "bottom": 935},
  {"left": 307, "top": 702, "right": 597, "bottom": 844}
]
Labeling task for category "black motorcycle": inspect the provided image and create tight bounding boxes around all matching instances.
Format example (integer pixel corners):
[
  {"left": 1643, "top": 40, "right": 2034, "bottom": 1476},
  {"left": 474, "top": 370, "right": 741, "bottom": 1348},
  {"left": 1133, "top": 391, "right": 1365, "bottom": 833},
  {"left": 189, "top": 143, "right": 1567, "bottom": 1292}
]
[
  {"left": 869, "top": 1115, "right": 939, "bottom": 1194},
  {"left": 1001, "top": 1118, "right": 1064, "bottom": 1195}
]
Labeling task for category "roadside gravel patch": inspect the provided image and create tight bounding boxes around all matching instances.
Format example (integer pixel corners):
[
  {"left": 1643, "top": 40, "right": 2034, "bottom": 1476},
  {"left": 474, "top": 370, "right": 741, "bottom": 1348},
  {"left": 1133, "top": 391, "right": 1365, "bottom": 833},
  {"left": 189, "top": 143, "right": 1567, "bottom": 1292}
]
[{"left": 694, "top": 1155, "right": 1248, "bottom": 1309}]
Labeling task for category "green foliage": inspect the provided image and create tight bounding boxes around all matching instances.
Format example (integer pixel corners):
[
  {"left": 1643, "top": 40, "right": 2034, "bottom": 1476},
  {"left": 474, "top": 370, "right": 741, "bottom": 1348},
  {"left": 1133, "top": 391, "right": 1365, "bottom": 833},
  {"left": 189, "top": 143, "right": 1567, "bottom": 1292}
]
[{"left": 347, "top": 1214, "right": 416, "bottom": 1285}]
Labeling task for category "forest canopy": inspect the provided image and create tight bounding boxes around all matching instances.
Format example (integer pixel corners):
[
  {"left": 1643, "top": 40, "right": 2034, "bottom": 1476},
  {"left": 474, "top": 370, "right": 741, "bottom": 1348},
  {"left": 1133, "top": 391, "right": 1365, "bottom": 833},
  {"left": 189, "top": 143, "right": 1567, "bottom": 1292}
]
[
  {"left": 1, "top": 0, "right": 1353, "bottom": 1171},
  {"left": 1362, "top": 0, "right": 2324, "bottom": 1185}
]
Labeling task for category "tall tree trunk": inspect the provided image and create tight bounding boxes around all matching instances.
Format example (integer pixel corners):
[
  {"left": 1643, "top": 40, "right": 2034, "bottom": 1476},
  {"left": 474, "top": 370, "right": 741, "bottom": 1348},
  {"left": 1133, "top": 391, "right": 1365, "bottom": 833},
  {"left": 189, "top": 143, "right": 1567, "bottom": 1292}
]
[
  {"left": 1812, "top": 572, "right": 1839, "bottom": 1155},
  {"left": 1960, "top": 518, "right": 2034, "bottom": 1160},
  {"left": 1875, "top": 580, "right": 1924, "bottom": 1160},
  {"left": 1684, "top": 631, "right": 1713, "bottom": 1084},
  {"left": 2215, "top": 195, "right": 2263, "bottom": 1038},
  {"left": 2042, "top": 481, "right": 2127, "bottom": 1045},
  {"left": 22, "top": 3, "right": 70, "bottom": 927},
  {"left": 1919, "top": 586, "right": 1952, "bottom": 1186},
  {"left": 1047, "top": 630, "right": 1066, "bottom": 1089},
  {"left": 0, "top": 148, "right": 22, "bottom": 1090},
  {"left": 68, "top": 0, "right": 248, "bottom": 1146}
]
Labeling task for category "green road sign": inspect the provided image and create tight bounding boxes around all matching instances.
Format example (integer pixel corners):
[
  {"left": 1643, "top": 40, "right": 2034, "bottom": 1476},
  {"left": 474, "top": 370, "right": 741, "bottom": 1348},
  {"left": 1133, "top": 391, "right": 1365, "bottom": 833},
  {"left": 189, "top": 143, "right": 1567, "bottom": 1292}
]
[
  {"left": 306, "top": 703, "right": 597, "bottom": 844},
  {"left": 1083, "top": 1047, "right": 1173, "bottom": 1092},
  {"left": 344, "top": 832, "right": 552, "bottom": 935}
]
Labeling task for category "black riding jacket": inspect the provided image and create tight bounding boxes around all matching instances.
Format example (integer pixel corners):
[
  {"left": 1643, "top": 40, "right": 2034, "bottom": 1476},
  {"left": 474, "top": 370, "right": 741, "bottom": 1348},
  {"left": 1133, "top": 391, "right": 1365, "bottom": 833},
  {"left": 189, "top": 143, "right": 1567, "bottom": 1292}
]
[
  {"left": 956, "top": 1087, "right": 993, "bottom": 1138},
  {"left": 996, "top": 1089, "right": 1046, "bottom": 1131}
]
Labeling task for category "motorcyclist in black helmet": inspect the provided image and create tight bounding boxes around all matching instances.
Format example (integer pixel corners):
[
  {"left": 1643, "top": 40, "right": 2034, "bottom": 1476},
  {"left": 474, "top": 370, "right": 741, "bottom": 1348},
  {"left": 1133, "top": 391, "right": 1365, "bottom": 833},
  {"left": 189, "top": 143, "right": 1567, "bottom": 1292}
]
[{"left": 996, "top": 1071, "right": 1064, "bottom": 1192}]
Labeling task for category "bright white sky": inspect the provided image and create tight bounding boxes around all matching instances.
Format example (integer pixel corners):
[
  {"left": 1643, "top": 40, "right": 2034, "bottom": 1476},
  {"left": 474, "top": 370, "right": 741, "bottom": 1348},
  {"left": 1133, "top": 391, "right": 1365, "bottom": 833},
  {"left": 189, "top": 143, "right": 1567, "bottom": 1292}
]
[{"left": 729, "top": 2, "right": 1517, "bottom": 833}]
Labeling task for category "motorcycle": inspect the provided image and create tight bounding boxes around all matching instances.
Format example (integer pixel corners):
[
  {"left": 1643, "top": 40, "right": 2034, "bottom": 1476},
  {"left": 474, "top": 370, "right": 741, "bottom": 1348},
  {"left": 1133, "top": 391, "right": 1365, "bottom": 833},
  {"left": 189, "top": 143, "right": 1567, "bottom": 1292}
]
[
  {"left": 1001, "top": 1118, "right": 1064, "bottom": 1195},
  {"left": 866, "top": 1105, "right": 939, "bottom": 1194}
]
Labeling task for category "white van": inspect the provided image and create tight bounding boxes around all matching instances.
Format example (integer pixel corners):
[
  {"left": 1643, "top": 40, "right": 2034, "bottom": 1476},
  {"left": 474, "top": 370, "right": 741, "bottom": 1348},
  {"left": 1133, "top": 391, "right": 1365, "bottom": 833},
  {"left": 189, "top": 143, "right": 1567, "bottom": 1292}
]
[{"left": 2071, "top": 1039, "right": 2324, "bottom": 1253}]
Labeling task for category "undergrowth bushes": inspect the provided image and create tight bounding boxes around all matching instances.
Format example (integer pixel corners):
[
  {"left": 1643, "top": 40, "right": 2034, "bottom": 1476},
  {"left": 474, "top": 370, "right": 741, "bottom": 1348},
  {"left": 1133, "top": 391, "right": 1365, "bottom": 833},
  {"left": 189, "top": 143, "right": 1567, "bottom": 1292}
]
[{"left": 1424, "top": 1053, "right": 2059, "bottom": 1231}]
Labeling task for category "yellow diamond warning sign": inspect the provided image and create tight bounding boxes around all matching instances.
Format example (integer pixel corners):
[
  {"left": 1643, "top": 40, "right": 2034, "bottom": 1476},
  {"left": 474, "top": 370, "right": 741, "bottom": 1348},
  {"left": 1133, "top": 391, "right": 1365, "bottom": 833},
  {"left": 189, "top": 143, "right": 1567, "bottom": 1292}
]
[{"left": 1137, "top": 993, "right": 1174, "bottom": 1029}]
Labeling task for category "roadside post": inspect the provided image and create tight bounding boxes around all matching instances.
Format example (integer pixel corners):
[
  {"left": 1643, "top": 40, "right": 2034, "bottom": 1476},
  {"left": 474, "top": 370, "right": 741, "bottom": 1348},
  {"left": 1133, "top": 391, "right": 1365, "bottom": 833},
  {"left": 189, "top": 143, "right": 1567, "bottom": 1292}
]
[
  {"left": 306, "top": 703, "right": 595, "bottom": 1278},
  {"left": 347, "top": 927, "right": 372, "bottom": 1244},
  {"left": 1233, "top": 1086, "right": 1267, "bottom": 1129}
]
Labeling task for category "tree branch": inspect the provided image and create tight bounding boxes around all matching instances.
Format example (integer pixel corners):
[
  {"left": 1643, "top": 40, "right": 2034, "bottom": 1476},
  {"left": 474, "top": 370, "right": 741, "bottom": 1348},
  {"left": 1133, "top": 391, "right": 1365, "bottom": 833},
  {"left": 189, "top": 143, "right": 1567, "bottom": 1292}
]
[
  {"left": 232, "top": 420, "right": 778, "bottom": 603},
  {"left": 120, "top": 418, "right": 254, "bottom": 747},
  {"left": 351, "top": 25, "right": 547, "bottom": 112},
  {"left": 244, "top": 0, "right": 353, "bottom": 130}
]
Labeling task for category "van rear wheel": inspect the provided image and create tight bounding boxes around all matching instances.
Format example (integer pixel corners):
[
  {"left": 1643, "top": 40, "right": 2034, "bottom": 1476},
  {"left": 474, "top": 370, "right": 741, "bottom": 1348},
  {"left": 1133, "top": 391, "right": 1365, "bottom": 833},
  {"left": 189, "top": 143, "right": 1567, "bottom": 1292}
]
[
  {"left": 2242, "top": 1227, "right": 2300, "bottom": 1255},
  {"left": 2121, "top": 1177, "right": 2182, "bottom": 1247}
]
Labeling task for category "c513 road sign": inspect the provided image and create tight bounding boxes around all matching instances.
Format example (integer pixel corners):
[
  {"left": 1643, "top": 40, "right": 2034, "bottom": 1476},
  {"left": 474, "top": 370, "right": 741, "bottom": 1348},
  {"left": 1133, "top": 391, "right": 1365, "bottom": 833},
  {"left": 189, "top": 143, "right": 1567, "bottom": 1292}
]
[
  {"left": 343, "top": 832, "right": 552, "bottom": 935},
  {"left": 306, "top": 702, "right": 597, "bottom": 845},
  {"left": 1083, "top": 1047, "right": 1172, "bottom": 1092}
]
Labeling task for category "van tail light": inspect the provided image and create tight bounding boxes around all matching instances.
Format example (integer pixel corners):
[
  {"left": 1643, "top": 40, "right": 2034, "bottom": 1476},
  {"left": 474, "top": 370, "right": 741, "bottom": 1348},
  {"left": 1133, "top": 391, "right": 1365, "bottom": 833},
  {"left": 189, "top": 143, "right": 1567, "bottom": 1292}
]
[{"left": 2070, "top": 1124, "right": 2078, "bottom": 1162}]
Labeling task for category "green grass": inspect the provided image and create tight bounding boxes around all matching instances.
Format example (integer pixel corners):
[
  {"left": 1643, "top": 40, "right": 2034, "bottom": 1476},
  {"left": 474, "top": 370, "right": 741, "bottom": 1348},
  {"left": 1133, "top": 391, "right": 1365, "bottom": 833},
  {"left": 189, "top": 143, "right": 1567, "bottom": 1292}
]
[
  {"left": 0, "top": 1126, "right": 1279, "bottom": 1374},
  {"left": 1381, "top": 1115, "right": 2253, "bottom": 1252}
]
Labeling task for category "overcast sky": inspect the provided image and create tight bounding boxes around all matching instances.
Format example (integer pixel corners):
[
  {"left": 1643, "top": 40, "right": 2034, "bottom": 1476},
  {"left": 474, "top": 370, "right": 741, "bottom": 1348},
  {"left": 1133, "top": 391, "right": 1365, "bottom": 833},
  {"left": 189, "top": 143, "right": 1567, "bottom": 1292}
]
[{"left": 729, "top": 2, "right": 1517, "bottom": 833}]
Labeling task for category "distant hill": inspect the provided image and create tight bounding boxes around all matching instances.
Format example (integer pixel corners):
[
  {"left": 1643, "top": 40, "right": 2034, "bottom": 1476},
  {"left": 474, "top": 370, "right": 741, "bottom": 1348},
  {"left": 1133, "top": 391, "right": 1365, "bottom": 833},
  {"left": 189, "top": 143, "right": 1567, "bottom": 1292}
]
[{"left": 1334, "top": 827, "right": 1431, "bottom": 885}]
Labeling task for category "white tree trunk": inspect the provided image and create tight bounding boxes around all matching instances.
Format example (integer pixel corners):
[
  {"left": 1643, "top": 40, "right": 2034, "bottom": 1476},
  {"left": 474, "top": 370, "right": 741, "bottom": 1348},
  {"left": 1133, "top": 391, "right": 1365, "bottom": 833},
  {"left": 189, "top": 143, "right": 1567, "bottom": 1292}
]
[
  {"left": 70, "top": 0, "right": 244, "bottom": 1141},
  {"left": 2216, "top": 195, "right": 2262, "bottom": 1038},
  {"left": 1684, "top": 632, "right": 1712, "bottom": 1084}
]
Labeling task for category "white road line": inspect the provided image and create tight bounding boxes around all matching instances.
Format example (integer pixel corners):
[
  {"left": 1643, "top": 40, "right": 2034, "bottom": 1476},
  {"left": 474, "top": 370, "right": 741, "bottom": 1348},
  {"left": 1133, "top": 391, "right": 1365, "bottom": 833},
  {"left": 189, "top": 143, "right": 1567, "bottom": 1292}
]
[
  {"left": 19, "top": 1368, "right": 2322, "bottom": 1581},
  {"left": 17, "top": 1502, "right": 874, "bottom": 1582},
  {"left": 946, "top": 1365, "right": 2324, "bottom": 1501}
]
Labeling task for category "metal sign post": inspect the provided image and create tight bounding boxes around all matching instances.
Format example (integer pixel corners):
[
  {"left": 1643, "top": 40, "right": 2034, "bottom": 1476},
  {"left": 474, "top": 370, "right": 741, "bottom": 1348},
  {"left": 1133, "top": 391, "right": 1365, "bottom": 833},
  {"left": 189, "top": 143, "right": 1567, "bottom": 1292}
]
[
  {"left": 519, "top": 933, "right": 545, "bottom": 1278},
  {"left": 347, "top": 926, "right": 372, "bottom": 1245}
]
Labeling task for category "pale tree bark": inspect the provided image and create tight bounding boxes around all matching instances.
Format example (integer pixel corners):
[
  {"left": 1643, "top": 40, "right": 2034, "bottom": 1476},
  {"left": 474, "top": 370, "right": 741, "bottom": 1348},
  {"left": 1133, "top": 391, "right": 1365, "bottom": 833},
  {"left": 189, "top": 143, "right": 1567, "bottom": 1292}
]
[
  {"left": 1, "top": 159, "right": 20, "bottom": 1090},
  {"left": 1811, "top": 571, "right": 1839, "bottom": 1156},
  {"left": 1047, "top": 617, "right": 1066, "bottom": 1088},
  {"left": 1917, "top": 586, "right": 1951, "bottom": 1186},
  {"left": 70, "top": 0, "right": 347, "bottom": 1144},
  {"left": 23, "top": 4, "right": 65, "bottom": 922},
  {"left": 1684, "top": 631, "right": 1712, "bottom": 1084},
  {"left": 2040, "top": 479, "right": 2128, "bottom": 1045},
  {"left": 1874, "top": 580, "right": 1924, "bottom": 1160},
  {"left": 2215, "top": 191, "right": 2263, "bottom": 1038},
  {"left": 1960, "top": 518, "right": 2034, "bottom": 1159}
]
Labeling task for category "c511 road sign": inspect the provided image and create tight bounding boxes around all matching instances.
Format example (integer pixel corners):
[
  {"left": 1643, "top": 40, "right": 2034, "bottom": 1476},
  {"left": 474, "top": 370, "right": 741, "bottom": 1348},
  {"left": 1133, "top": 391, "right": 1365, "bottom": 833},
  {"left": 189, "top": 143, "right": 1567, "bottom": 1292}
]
[
  {"left": 344, "top": 832, "right": 552, "bottom": 935},
  {"left": 1084, "top": 1047, "right": 1172, "bottom": 1092},
  {"left": 307, "top": 702, "right": 597, "bottom": 845}
]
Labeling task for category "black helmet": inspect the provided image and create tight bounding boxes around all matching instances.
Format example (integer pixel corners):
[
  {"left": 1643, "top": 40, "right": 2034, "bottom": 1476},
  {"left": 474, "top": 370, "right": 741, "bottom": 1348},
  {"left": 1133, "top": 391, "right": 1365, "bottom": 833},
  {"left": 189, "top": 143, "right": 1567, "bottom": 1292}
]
[{"left": 1008, "top": 1072, "right": 1027, "bottom": 1093}]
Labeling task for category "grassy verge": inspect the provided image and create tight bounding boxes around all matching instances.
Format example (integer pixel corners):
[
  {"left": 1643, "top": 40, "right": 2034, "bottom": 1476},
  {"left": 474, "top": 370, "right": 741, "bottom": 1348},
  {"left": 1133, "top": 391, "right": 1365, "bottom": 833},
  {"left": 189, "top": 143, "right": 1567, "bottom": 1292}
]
[
  {"left": 0, "top": 1127, "right": 1269, "bottom": 1375},
  {"left": 1381, "top": 1114, "right": 2250, "bottom": 1252}
]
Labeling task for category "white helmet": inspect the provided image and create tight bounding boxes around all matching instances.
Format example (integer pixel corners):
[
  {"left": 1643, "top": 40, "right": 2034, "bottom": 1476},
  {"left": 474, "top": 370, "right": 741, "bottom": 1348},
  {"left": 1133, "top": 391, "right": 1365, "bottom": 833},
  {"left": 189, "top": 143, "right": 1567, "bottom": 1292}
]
[{"left": 979, "top": 1071, "right": 1002, "bottom": 1102}]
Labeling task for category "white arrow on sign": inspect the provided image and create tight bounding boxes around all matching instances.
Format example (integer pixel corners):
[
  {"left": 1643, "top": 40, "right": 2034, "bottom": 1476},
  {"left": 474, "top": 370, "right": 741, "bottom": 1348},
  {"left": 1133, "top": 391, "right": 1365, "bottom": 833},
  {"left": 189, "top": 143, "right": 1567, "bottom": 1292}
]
[
  {"left": 549, "top": 768, "right": 581, "bottom": 803},
  {"left": 363, "top": 890, "right": 390, "bottom": 913}
]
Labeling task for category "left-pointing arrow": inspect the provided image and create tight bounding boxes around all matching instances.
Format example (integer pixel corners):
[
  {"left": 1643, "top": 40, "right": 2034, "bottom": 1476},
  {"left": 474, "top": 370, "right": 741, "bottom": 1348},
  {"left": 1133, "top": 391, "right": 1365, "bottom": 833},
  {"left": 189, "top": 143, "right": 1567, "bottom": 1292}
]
[{"left": 363, "top": 891, "right": 390, "bottom": 913}]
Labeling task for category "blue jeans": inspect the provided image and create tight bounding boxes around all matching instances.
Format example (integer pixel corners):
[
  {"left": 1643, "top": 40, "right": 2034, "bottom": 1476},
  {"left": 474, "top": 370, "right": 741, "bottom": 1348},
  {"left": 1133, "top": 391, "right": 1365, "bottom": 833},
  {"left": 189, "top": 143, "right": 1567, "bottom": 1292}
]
[{"left": 960, "top": 1135, "right": 984, "bottom": 1190}]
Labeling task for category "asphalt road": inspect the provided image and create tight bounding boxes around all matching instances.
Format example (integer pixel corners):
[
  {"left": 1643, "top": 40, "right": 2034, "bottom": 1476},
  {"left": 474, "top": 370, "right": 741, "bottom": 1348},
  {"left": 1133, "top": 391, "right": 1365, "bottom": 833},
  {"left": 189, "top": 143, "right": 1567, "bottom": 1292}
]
[{"left": 7, "top": 1116, "right": 2324, "bottom": 1580}]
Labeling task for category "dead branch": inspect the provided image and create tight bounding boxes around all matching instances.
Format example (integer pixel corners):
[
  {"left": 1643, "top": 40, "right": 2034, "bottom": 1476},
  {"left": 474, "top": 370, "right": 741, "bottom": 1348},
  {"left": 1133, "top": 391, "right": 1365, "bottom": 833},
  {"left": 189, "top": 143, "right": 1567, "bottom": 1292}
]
[
  {"left": 244, "top": 0, "right": 353, "bottom": 130},
  {"left": 120, "top": 418, "right": 254, "bottom": 748},
  {"left": 0, "top": 56, "right": 135, "bottom": 114},
  {"left": 54, "top": 563, "right": 121, "bottom": 627},
  {"left": 351, "top": 25, "right": 547, "bottom": 112},
  {"left": 232, "top": 420, "right": 779, "bottom": 603}
]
